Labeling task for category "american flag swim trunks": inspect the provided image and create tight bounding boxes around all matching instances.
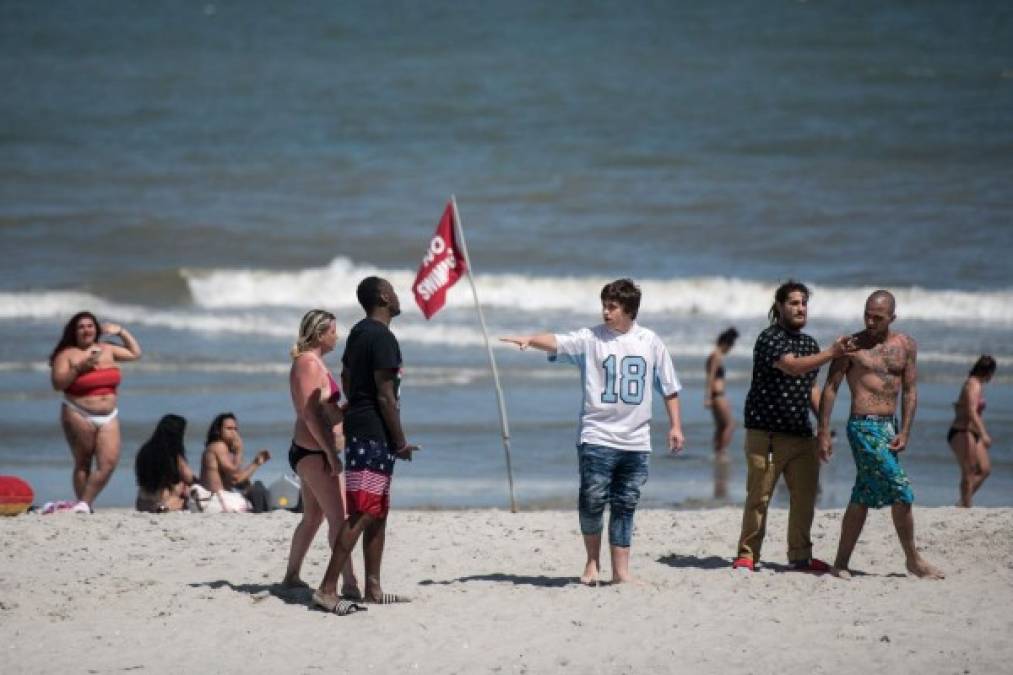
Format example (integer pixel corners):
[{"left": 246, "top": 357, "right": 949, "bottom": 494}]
[{"left": 345, "top": 437, "right": 397, "bottom": 518}]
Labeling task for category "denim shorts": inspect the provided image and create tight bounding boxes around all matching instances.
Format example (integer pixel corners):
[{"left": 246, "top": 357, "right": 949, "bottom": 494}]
[{"left": 577, "top": 443, "right": 650, "bottom": 547}]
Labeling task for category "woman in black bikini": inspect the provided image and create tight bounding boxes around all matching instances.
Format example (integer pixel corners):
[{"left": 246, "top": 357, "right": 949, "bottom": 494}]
[
  {"left": 705, "top": 327, "right": 738, "bottom": 498},
  {"left": 281, "top": 309, "right": 360, "bottom": 597},
  {"left": 948, "top": 355, "right": 996, "bottom": 507}
]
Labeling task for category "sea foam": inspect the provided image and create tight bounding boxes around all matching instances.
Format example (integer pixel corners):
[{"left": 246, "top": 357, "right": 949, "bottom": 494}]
[{"left": 181, "top": 256, "right": 1013, "bottom": 325}]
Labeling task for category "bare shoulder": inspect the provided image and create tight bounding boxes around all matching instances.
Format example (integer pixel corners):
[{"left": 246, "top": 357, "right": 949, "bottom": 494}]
[
  {"left": 207, "top": 440, "right": 229, "bottom": 459},
  {"left": 54, "top": 346, "right": 80, "bottom": 362},
  {"left": 291, "top": 353, "right": 322, "bottom": 378},
  {"left": 894, "top": 332, "right": 917, "bottom": 355},
  {"left": 964, "top": 376, "right": 981, "bottom": 395}
]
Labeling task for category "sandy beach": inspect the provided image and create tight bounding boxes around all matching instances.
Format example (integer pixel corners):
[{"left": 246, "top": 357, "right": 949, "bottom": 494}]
[{"left": 2, "top": 506, "right": 1011, "bottom": 674}]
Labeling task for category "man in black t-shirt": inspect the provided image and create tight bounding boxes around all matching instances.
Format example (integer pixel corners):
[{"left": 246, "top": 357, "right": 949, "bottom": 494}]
[
  {"left": 313, "top": 277, "right": 418, "bottom": 614},
  {"left": 732, "top": 280, "right": 854, "bottom": 573}
]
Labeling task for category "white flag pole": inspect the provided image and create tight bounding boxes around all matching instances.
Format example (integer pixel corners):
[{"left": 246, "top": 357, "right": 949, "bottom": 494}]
[{"left": 450, "top": 195, "right": 518, "bottom": 513}]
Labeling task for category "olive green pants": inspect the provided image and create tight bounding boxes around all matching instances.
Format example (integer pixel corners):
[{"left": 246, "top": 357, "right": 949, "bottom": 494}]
[{"left": 736, "top": 429, "right": 820, "bottom": 564}]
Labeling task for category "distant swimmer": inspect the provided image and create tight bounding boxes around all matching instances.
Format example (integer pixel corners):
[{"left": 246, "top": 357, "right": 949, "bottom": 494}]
[
  {"left": 49, "top": 312, "right": 142, "bottom": 513},
  {"left": 705, "top": 327, "right": 738, "bottom": 499},
  {"left": 818, "top": 290, "right": 944, "bottom": 579},
  {"left": 948, "top": 355, "right": 996, "bottom": 507},
  {"left": 502, "top": 278, "right": 684, "bottom": 586}
]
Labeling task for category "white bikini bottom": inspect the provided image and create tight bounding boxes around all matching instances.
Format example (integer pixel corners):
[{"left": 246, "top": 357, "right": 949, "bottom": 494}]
[{"left": 63, "top": 400, "right": 119, "bottom": 429}]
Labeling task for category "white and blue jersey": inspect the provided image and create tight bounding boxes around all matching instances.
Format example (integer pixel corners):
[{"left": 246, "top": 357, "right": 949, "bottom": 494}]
[{"left": 550, "top": 323, "right": 681, "bottom": 452}]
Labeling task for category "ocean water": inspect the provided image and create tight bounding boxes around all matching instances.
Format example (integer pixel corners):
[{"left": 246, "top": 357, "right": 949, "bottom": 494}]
[{"left": 1, "top": 1, "right": 1011, "bottom": 510}]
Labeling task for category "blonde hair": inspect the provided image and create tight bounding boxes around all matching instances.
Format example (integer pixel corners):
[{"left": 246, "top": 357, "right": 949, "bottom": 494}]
[{"left": 290, "top": 309, "right": 336, "bottom": 359}]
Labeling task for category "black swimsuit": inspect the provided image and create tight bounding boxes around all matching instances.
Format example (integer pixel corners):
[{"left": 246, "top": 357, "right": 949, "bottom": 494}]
[
  {"left": 711, "top": 363, "right": 726, "bottom": 397},
  {"left": 288, "top": 441, "right": 326, "bottom": 472},
  {"left": 947, "top": 427, "right": 980, "bottom": 444}
]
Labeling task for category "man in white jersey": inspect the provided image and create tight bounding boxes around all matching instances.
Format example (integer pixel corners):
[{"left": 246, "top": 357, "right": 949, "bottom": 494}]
[{"left": 502, "top": 279, "right": 684, "bottom": 585}]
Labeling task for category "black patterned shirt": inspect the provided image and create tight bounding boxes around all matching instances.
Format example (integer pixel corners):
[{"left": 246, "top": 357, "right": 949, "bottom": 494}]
[{"left": 743, "top": 324, "right": 820, "bottom": 436}]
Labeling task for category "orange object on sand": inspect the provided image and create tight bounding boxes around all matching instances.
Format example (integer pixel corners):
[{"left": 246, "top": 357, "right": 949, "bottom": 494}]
[{"left": 0, "top": 475, "right": 34, "bottom": 516}]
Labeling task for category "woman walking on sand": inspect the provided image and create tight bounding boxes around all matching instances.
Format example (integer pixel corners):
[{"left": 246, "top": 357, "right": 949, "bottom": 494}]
[
  {"left": 49, "top": 311, "right": 142, "bottom": 513},
  {"left": 948, "top": 355, "right": 997, "bottom": 507},
  {"left": 282, "top": 310, "right": 360, "bottom": 598}
]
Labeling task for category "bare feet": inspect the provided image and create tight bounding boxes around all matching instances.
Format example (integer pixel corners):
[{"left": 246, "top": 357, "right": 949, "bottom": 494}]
[
  {"left": 907, "top": 557, "right": 945, "bottom": 579},
  {"left": 281, "top": 574, "right": 311, "bottom": 589},
  {"left": 609, "top": 575, "right": 644, "bottom": 586},
  {"left": 580, "top": 560, "right": 599, "bottom": 587}
]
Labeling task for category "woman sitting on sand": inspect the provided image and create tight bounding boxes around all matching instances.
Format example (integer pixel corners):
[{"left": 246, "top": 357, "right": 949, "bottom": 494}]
[
  {"left": 50, "top": 311, "right": 142, "bottom": 513},
  {"left": 282, "top": 310, "right": 360, "bottom": 597},
  {"left": 948, "top": 355, "right": 997, "bottom": 507},
  {"left": 135, "top": 414, "right": 196, "bottom": 513}
]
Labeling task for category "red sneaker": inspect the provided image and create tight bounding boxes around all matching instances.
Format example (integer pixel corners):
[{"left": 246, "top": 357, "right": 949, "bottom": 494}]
[
  {"left": 790, "top": 558, "right": 831, "bottom": 573},
  {"left": 731, "top": 556, "right": 755, "bottom": 571}
]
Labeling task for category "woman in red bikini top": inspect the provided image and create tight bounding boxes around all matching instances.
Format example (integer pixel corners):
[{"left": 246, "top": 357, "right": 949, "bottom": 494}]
[
  {"left": 49, "top": 311, "right": 142, "bottom": 512},
  {"left": 281, "top": 309, "right": 360, "bottom": 598}
]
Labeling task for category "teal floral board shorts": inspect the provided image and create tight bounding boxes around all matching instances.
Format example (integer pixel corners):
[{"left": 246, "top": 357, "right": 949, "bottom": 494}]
[{"left": 846, "top": 415, "right": 914, "bottom": 508}]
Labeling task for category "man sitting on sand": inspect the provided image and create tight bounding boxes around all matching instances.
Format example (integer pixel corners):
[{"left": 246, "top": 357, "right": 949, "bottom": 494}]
[
  {"left": 199, "top": 412, "right": 271, "bottom": 513},
  {"left": 502, "top": 278, "right": 684, "bottom": 585},
  {"left": 817, "top": 290, "right": 944, "bottom": 579}
]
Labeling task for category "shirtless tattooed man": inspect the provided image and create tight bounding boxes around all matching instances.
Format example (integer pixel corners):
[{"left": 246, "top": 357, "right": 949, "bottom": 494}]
[{"left": 817, "top": 290, "right": 943, "bottom": 579}]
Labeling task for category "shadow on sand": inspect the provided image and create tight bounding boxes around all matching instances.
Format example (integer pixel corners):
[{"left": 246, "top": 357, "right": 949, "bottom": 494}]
[
  {"left": 656, "top": 553, "right": 731, "bottom": 570},
  {"left": 655, "top": 555, "right": 897, "bottom": 578},
  {"left": 419, "top": 573, "right": 579, "bottom": 588},
  {"left": 189, "top": 579, "right": 313, "bottom": 607}
]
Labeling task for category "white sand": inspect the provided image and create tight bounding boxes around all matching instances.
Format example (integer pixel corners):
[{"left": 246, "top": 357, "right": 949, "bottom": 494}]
[{"left": 2, "top": 506, "right": 1011, "bottom": 674}]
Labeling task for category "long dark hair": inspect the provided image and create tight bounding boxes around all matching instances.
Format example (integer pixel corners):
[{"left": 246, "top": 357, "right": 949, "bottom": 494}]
[
  {"left": 970, "top": 355, "right": 997, "bottom": 379},
  {"left": 134, "top": 414, "right": 187, "bottom": 493},
  {"left": 50, "top": 311, "right": 101, "bottom": 365},
  {"left": 206, "top": 412, "right": 236, "bottom": 447},
  {"left": 768, "top": 280, "right": 811, "bottom": 325},
  {"left": 717, "top": 327, "right": 739, "bottom": 348}
]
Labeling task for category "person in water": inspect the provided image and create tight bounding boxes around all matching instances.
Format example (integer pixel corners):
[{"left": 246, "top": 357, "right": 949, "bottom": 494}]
[
  {"left": 948, "top": 355, "right": 997, "bottom": 507},
  {"left": 49, "top": 311, "right": 142, "bottom": 513},
  {"left": 135, "top": 414, "right": 196, "bottom": 513},
  {"left": 705, "top": 327, "right": 738, "bottom": 499}
]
